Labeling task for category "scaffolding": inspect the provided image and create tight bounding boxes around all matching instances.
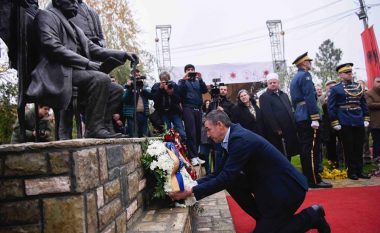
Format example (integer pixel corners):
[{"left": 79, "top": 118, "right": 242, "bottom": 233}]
[
  {"left": 266, "top": 20, "right": 286, "bottom": 74},
  {"left": 155, "top": 25, "right": 172, "bottom": 74}
]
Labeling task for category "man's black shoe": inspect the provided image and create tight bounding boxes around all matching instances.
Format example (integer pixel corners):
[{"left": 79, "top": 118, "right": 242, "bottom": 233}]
[
  {"left": 348, "top": 174, "right": 359, "bottom": 180},
  {"left": 312, "top": 205, "right": 331, "bottom": 233},
  {"left": 309, "top": 181, "right": 333, "bottom": 189},
  {"left": 357, "top": 173, "right": 371, "bottom": 179},
  {"left": 85, "top": 129, "right": 122, "bottom": 139}
]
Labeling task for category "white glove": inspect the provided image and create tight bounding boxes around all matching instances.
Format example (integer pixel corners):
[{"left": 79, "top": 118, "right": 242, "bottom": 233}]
[
  {"left": 333, "top": 125, "right": 342, "bottom": 131},
  {"left": 364, "top": 121, "right": 369, "bottom": 127},
  {"left": 311, "top": 121, "right": 319, "bottom": 129}
]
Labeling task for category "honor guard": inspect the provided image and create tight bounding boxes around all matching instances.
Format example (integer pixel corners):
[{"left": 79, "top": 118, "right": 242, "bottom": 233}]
[
  {"left": 290, "top": 52, "right": 333, "bottom": 188},
  {"left": 327, "top": 63, "right": 371, "bottom": 180}
]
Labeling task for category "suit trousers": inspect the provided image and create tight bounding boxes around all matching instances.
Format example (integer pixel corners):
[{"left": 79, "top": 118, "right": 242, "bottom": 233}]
[
  {"left": 296, "top": 121, "right": 322, "bottom": 185},
  {"left": 71, "top": 69, "right": 123, "bottom": 135},
  {"left": 340, "top": 126, "right": 365, "bottom": 176},
  {"left": 227, "top": 178, "right": 320, "bottom": 233}
]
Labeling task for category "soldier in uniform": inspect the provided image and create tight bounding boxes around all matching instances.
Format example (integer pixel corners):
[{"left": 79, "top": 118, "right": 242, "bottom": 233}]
[
  {"left": 290, "top": 52, "right": 332, "bottom": 188},
  {"left": 327, "top": 63, "right": 371, "bottom": 180}
]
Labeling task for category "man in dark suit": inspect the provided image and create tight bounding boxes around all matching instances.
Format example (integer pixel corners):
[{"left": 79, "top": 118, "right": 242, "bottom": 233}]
[
  {"left": 26, "top": 0, "right": 138, "bottom": 138},
  {"left": 260, "top": 73, "right": 299, "bottom": 160},
  {"left": 169, "top": 110, "right": 331, "bottom": 233}
]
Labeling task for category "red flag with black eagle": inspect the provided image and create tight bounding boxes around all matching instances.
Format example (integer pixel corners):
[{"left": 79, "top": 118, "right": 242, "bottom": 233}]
[{"left": 361, "top": 25, "right": 380, "bottom": 89}]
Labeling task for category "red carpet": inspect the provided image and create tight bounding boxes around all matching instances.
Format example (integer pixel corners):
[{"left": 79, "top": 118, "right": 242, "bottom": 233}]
[{"left": 227, "top": 185, "right": 380, "bottom": 233}]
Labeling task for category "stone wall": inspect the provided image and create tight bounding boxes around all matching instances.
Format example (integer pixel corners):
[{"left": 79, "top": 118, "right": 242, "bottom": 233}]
[{"left": 0, "top": 138, "right": 147, "bottom": 233}]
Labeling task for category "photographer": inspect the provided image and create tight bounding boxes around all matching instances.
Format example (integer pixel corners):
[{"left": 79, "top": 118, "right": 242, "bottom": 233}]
[
  {"left": 11, "top": 105, "right": 54, "bottom": 143},
  {"left": 122, "top": 70, "right": 152, "bottom": 137},
  {"left": 151, "top": 71, "right": 186, "bottom": 140},
  {"left": 208, "top": 83, "right": 234, "bottom": 117},
  {"left": 178, "top": 64, "right": 208, "bottom": 166}
]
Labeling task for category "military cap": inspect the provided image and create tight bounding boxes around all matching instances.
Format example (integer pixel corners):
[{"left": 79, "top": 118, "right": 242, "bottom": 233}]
[
  {"left": 292, "top": 52, "right": 313, "bottom": 65},
  {"left": 336, "top": 63, "right": 353, "bottom": 73}
]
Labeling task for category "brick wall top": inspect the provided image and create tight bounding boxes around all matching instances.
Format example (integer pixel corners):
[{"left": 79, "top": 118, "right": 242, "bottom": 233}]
[{"left": 0, "top": 138, "right": 146, "bottom": 154}]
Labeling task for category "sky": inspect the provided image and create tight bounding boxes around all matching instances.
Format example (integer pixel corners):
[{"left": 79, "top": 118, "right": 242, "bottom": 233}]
[{"left": 129, "top": 0, "right": 380, "bottom": 81}]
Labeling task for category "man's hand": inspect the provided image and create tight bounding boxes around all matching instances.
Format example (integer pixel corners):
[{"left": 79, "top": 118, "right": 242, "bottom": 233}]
[
  {"left": 182, "top": 72, "right": 191, "bottom": 80},
  {"left": 311, "top": 120, "right": 319, "bottom": 129},
  {"left": 87, "top": 61, "right": 100, "bottom": 71},
  {"left": 364, "top": 121, "right": 369, "bottom": 127},
  {"left": 126, "top": 80, "right": 133, "bottom": 87},
  {"left": 333, "top": 125, "right": 342, "bottom": 131},
  {"left": 196, "top": 72, "right": 202, "bottom": 80},
  {"left": 168, "top": 187, "right": 193, "bottom": 201},
  {"left": 217, "top": 106, "right": 224, "bottom": 111}
]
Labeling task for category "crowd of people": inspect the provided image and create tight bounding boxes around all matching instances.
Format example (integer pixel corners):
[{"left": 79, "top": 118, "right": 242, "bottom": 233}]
[
  {"left": 7, "top": 1, "right": 380, "bottom": 232},
  {"left": 10, "top": 0, "right": 379, "bottom": 179}
]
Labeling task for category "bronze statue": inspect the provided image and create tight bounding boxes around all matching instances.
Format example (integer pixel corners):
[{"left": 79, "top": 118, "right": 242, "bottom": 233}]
[{"left": 26, "top": 0, "right": 138, "bottom": 138}]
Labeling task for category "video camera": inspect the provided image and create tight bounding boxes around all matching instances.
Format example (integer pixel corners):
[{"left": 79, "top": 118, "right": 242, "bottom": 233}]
[{"left": 209, "top": 78, "right": 224, "bottom": 98}]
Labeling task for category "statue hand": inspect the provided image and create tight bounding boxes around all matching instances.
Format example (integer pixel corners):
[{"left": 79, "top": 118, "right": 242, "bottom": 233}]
[
  {"left": 126, "top": 53, "right": 139, "bottom": 64},
  {"left": 87, "top": 61, "right": 100, "bottom": 71}
]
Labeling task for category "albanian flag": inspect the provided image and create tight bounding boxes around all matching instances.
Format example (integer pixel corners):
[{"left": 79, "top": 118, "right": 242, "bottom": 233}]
[{"left": 361, "top": 26, "right": 380, "bottom": 89}]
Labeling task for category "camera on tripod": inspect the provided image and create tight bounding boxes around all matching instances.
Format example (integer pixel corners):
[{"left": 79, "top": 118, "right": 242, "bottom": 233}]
[{"left": 209, "top": 78, "right": 224, "bottom": 98}]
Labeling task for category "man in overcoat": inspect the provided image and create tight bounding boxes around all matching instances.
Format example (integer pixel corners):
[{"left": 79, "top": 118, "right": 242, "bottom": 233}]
[
  {"left": 26, "top": 0, "right": 138, "bottom": 138},
  {"left": 259, "top": 73, "right": 299, "bottom": 160},
  {"left": 169, "top": 110, "right": 331, "bottom": 233}
]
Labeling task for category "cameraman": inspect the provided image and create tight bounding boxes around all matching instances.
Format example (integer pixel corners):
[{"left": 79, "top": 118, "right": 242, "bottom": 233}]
[
  {"left": 151, "top": 71, "right": 186, "bottom": 140},
  {"left": 178, "top": 64, "right": 208, "bottom": 166},
  {"left": 208, "top": 84, "right": 234, "bottom": 117},
  {"left": 122, "top": 70, "right": 152, "bottom": 137}
]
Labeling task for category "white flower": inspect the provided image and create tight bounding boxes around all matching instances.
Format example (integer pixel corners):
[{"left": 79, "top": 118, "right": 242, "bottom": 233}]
[{"left": 145, "top": 139, "right": 198, "bottom": 206}]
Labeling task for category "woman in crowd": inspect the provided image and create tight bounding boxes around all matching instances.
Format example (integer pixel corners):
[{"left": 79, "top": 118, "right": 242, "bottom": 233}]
[{"left": 231, "top": 89, "right": 264, "bottom": 136}]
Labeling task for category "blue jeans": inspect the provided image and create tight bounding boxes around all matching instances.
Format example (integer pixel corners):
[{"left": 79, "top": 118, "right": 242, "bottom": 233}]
[
  {"left": 127, "top": 112, "right": 148, "bottom": 137},
  {"left": 162, "top": 113, "right": 187, "bottom": 141}
]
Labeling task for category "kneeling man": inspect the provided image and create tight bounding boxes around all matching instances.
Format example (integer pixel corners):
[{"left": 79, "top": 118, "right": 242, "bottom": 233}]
[{"left": 169, "top": 110, "right": 331, "bottom": 233}]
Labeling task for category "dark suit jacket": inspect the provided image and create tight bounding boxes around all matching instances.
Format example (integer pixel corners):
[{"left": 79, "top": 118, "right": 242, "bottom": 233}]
[
  {"left": 26, "top": 8, "right": 127, "bottom": 109},
  {"left": 192, "top": 124, "right": 308, "bottom": 212}
]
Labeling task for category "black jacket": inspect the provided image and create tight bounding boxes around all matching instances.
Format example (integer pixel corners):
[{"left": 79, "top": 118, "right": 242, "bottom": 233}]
[
  {"left": 151, "top": 82, "right": 182, "bottom": 115},
  {"left": 208, "top": 96, "right": 235, "bottom": 118},
  {"left": 231, "top": 100, "right": 264, "bottom": 136}
]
